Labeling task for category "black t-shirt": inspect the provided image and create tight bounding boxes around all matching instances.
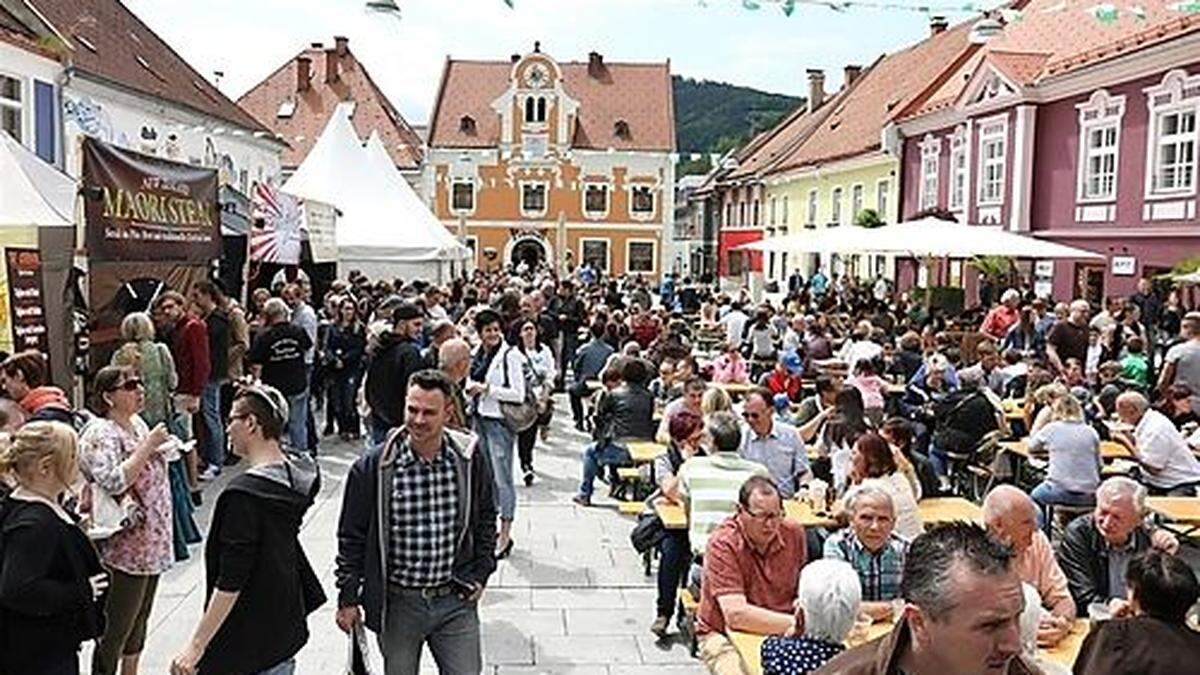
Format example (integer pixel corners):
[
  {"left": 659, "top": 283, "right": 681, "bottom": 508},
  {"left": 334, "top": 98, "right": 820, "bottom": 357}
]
[
  {"left": 247, "top": 323, "right": 313, "bottom": 395},
  {"left": 1047, "top": 320, "right": 1089, "bottom": 366}
]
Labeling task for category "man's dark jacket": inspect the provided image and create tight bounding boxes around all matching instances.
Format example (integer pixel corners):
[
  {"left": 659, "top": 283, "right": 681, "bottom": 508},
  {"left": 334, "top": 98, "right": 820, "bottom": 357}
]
[
  {"left": 1058, "top": 513, "right": 1153, "bottom": 616},
  {"left": 594, "top": 383, "right": 656, "bottom": 443},
  {"left": 1072, "top": 615, "right": 1200, "bottom": 674},
  {"left": 815, "top": 618, "right": 1040, "bottom": 674},
  {"left": 335, "top": 427, "right": 497, "bottom": 633},
  {"left": 365, "top": 332, "right": 424, "bottom": 428}
]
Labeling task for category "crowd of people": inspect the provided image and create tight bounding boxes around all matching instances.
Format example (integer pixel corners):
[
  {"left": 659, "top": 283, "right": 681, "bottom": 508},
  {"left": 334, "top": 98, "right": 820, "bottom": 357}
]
[{"left": 1, "top": 257, "right": 1199, "bottom": 674}]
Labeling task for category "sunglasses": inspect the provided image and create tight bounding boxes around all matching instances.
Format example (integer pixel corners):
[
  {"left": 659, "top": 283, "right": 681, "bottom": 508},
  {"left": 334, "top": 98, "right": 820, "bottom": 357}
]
[
  {"left": 742, "top": 410, "right": 763, "bottom": 421},
  {"left": 111, "top": 378, "right": 143, "bottom": 392}
]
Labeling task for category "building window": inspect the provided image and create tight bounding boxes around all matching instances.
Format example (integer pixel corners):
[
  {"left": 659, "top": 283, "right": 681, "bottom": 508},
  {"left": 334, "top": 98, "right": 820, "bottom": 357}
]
[
  {"left": 524, "top": 96, "right": 547, "bottom": 123},
  {"left": 1, "top": 73, "right": 23, "bottom": 143},
  {"left": 769, "top": 197, "right": 777, "bottom": 225},
  {"left": 919, "top": 134, "right": 940, "bottom": 210},
  {"left": 876, "top": 179, "right": 889, "bottom": 219},
  {"left": 851, "top": 184, "right": 864, "bottom": 220},
  {"left": 752, "top": 199, "right": 760, "bottom": 226},
  {"left": 521, "top": 183, "right": 547, "bottom": 215},
  {"left": 949, "top": 127, "right": 968, "bottom": 210},
  {"left": 738, "top": 201, "right": 746, "bottom": 226},
  {"left": 33, "top": 80, "right": 55, "bottom": 164},
  {"left": 627, "top": 240, "right": 656, "bottom": 273},
  {"left": 631, "top": 186, "right": 655, "bottom": 214},
  {"left": 584, "top": 183, "right": 608, "bottom": 215},
  {"left": 452, "top": 179, "right": 474, "bottom": 211},
  {"left": 768, "top": 251, "right": 776, "bottom": 279},
  {"left": 782, "top": 196, "right": 789, "bottom": 225},
  {"left": 1077, "top": 90, "right": 1125, "bottom": 202},
  {"left": 581, "top": 238, "right": 610, "bottom": 270},
  {"left": 977, "top": 117, "right": 1007, "bottom": 205},
  {"left": 807, "top": 189, "right": 818, "bottom": 226},
  {"left": 830, "top": 187, "right": 843, "bottom": 225},
  {"left": 465, "top": 235, "right": 478, "bottom": 263},
  {"left": 727, "top": 250, "right": 746, "bottom": 276},
  {"left": 1144, "top": 70, "right": 1200, "bottom": 198},
  {"left": 724, "top": 202, "right": 732, "bottom": 227}
]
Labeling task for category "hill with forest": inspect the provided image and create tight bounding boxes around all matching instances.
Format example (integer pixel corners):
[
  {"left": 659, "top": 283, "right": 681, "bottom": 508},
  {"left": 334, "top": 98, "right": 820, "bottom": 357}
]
[{"left": 673, "top": 75, "right": 803, "bottom": 174}]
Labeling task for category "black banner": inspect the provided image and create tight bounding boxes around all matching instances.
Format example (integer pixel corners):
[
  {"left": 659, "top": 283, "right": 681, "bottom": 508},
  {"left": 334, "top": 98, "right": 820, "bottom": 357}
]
[{"left": 6, "top": 248, "right": 50, "bottom": 365}]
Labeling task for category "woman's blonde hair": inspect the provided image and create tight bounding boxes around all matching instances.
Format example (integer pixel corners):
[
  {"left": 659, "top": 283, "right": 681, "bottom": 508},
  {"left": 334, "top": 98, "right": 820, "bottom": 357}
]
[
  {"left": 1050, "top": 394, "right": 1085, "bottom": 423},
  {"left": 0, "top": 421, "right": 78, "bottom": 485},
  {"left": 1033, "top": 382, "right": 1069, "bottom": 406},
  {"left": 701, "top": 387, "right": 732, "bottom": 416},
  {"left": 120, "top": 312, "right": 156, "bottom": 342}
]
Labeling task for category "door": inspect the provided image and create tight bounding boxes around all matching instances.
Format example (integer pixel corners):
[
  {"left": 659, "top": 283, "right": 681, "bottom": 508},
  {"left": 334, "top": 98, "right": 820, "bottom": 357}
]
[{"left": 1074, "top": 264, "right": 1105, "bottom": 307}]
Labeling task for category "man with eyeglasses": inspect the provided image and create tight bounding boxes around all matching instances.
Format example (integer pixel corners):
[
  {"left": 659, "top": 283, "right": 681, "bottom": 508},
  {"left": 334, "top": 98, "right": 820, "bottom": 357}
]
[
  {"left": 695, "top": 475, "right": 807, "bottom": 674},
  {"left": 739, "top": 387, "right": 811, "bottom": 499}
]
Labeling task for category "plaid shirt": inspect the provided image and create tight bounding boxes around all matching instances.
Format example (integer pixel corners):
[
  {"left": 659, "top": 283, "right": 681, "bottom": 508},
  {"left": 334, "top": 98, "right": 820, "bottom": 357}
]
[
  {"left": 388, "top": 441, "right": 459, "bottom": 588},
  {"left": 822, "top": 529, "right": 908, "bottom": 602}
]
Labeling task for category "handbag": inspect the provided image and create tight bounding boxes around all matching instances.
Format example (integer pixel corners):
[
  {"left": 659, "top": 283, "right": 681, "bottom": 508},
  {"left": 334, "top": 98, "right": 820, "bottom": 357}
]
[
  {"left": 499, "top": 347, "right": 539, "bottom": 433},
  {"left": 83, "top": 422, "right": 145, "bottom": 540},
  {"left": 629, "top": 510, "right": 667, "bottom": 554}
]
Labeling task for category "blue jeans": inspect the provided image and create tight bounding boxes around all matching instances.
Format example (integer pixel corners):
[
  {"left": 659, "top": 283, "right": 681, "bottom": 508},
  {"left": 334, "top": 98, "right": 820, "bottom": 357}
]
[
  {"left": 477, "top": 416, "right": 516, "bottom": 521},
  {"left": 1030, "top": 481, "right": 1095, "bottom": 532},
  {"left": 286, "top": 391, "right": 308, "bottom": 453},
  {"left": 256, "top": 658, "right": 295, "bottom": 675},
  {"left": 200, "top": 381, "right": 225, "bottom": 466},
  {"left": 578, "top": 441, "right": 632, "bottom": 498},
  {"left": 657, "top": 529, "right": 691, "bottom": 618},
  {"left": 379, "top": 590, "right": 481, "bottom": 675}
]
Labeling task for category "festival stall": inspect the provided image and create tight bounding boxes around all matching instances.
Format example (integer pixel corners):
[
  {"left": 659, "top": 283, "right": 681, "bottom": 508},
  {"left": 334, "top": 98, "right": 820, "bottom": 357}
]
[
  {"left": 80, "top": 137, "right": 220, "bottom": 370},
  {"left": 282, "top": 103, "right": 468, "bottom": 282},
  {"left": 0, "top": 132, "right": 77, "bottom": 387},
  {"left": 246, "top": 181, "right": 339, "bottom": 301}
]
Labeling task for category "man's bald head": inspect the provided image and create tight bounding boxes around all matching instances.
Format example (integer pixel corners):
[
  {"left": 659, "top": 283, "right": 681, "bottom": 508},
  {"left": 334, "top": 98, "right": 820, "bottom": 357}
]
[
  {"left": 983, "top": 485, "right": 1039, "bottom": 554},
  {"left": 983, "top": 485, "right": 1037, "bottom": 522},
  {"left": 439, "top": 338, "right": 471, "bottom": 382}
]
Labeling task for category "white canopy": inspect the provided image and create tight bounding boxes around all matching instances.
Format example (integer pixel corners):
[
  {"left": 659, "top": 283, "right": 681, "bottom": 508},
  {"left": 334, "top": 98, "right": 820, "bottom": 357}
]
[
  {"left": 0, "top": 131, "right": 75, "bottom": 228},
  {"left": 738, "top": 216, "right": 1104, "bottom": 260},
  {"left": 1174, "top": 270, "right": 1200, "bottom": 284},
  {"left": 282, "top": 105, "right": 466, "bottom": 280}
]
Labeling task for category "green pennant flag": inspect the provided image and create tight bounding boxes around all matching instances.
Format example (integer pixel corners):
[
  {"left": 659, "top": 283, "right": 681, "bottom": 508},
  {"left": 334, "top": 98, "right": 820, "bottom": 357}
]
[
  {"left": 503, "top": 0, "right": 514, "bottom": 7},
  {"left": 783, "top": 0, "right": 797, "bottom": 15},
  {"left": 1172, "top": 0, "right": 1200, "bottom": 12},
  {"left": 743, "top": 0, "right": 762, "bottom": 9},
  {"left": 1087, "top": 3, "right": 1119, "bottom": 22}
]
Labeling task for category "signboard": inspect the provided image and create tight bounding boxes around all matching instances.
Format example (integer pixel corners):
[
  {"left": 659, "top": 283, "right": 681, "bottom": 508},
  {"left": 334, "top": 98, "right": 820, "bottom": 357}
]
[
  {"left": 1034, "top": 260, "right": 1054, "bottom": 277},
  {"left": 250, "top": 183, "right": 302, "bottom": 264},
  {"left": 82, "top": 138, "right": 220, "bottom": 262},
  {"left": 304, "top": 200, "right": 338, "bottom": 263},
  {"left": 1111, "top": 256, "right": 1137, "bottom": 277},
  {"left": 5, "top": 248, "right": 50, "bottom": 363}
]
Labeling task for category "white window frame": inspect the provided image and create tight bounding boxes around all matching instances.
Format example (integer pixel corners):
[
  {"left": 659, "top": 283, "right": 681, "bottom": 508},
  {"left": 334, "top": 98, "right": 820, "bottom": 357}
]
[
  {"left": 625, "top": 238, "right": 658, "bottom": 275},
  {"left": 850, "top": 184, "right": 864, "bottom": 221},
  {"left": 1076, "top": 89, "right": 1126, "bottom": 203},
  {"left": 629, "top": 184, "right": 656, "bottom": 220},
  {"left": 0, "top": 70, "right": 26, "bottom": 144},
  {"left": 1143, "top": 69, "right": 1200, "bottom": 200},
  {"left": 830, "top": 186, "right": 843, "bottom": 226},
  {"left": 977, "top": 115, "right": 1008, "bottom": 206},
  {"left": 582, "top": 181, "right": 610, "bottom": 219},
  {"left": 875, "top": 179, "right": 890, "bottom": 221},
  {"left": 519, "top": 180, "right": 548, "bottom": 217},
  {"left": 949, "top": 125, "right": 970, "bottom": 211},
  {"left": 579, "top": 237, "right": 611, "bottom": 271},
  {"left": 450, "top": 177, "right": 476, "bottom": 214},
  {"left": 919, "top": 134, "right": 941, "bottom": 210},
  {"left": 807, "top": 189, "right": 818, "bottom": 226}
]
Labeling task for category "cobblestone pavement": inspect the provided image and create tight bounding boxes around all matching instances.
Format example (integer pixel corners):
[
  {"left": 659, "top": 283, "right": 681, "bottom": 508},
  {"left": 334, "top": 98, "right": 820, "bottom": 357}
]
[{"left": 105, "top": 395, "right": 704, "bottom": 674}]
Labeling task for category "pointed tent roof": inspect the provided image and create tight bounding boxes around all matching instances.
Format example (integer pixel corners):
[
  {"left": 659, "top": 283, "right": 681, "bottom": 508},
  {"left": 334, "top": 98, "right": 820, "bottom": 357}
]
[
  {"left": 0, "top": 132, "right": 75, "bottom": 228},
  {"left": 283, "top": 104, "right": 463, "bottom": 262}
]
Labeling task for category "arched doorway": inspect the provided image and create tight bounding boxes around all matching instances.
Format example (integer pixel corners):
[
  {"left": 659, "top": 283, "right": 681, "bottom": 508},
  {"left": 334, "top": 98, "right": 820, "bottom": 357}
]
[{"left": 507, "top": 235, "right": 550, "bottom": 271}]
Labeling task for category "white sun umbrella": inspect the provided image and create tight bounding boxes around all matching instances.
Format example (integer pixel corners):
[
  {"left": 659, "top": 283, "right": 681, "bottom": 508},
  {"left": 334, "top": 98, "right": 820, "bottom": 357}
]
[
  {"left": 735, "top": 224, "right": 880, "bottom": 254},
  {"left": 1174, "top": 270, "right": 1200, "bottom": 284}
]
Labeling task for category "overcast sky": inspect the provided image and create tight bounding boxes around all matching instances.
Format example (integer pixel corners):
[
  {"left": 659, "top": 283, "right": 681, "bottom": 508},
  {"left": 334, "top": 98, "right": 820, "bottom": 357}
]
[{"left": 125, "top": 0, "right": 985, "bottom": 125}]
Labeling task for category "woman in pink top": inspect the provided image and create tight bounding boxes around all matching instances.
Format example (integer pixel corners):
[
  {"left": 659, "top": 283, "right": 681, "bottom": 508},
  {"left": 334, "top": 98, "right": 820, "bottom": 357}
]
[
  {"left": 848, "top": 359, "right": 886, "bottom": 425},
  {"left": 710, "top": 341, "right": 749, "bottom": 384},
  {"left": 79, "top": 365, "right": 174, "bottom": 675}
]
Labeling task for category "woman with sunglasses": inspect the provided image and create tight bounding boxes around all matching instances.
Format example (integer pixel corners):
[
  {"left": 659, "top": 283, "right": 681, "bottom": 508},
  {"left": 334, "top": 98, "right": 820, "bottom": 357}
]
[{"left": 79, "top": 365, "right": 173, "bottom": 675}]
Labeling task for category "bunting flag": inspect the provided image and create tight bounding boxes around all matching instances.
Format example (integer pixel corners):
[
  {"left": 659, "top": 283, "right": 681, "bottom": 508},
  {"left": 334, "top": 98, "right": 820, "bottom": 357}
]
[{"left": 250, "top": 182, "right": 303, "bottom": 264}]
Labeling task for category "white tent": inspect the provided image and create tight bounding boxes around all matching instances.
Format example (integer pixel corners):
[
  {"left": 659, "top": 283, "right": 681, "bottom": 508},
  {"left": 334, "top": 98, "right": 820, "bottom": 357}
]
[
  {"left": 282, "top": 104, "right": 467, "bottom": 281},
  {"left": 738, "top": 216, "right": 1104, "bottom": 260},
  {"left": 0, "top": 131, "right": 74, "bottom": 228}
]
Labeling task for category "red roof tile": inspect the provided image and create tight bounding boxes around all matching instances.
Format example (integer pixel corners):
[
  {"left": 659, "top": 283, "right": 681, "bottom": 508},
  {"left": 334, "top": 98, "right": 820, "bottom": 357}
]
[
  {"left": 723, "top": 103, "right": 818, "bottom": 181},
  {"left": 428, "top": 56, "right": 674, "bottom": 152},
  {"left": 237, "top": 43, "right": 423, "bottom": 170},
  {"left": 985, "top": 50, "right": 1051, "bottom": 86},
  {"left": 28, "top": 0, "right": 270, "bottom": 133}
]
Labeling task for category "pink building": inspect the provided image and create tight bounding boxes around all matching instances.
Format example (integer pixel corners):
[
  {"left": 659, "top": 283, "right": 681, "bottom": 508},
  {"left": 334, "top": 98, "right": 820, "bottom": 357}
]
[{"left": 896, "top": 2, "right": 1200, "bottom": 305}]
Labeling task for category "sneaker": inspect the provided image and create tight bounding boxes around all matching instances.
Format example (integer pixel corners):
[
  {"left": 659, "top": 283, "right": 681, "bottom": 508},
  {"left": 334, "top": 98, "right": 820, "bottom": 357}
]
[
  {"left": 198, "top": 465, "right": 221, "bottom": 482},
  {"left": 571, "top": 494, "right": 591, "bottom": 507},
  {"left": 523, "top": 469, "right": 535, "bottom": 487},
  {"left": 650, "top": 615, "right": 670, "bottom": 638}
]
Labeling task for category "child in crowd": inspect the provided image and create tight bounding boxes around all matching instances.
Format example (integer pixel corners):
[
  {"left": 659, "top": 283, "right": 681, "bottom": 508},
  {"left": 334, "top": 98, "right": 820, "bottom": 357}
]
[{"left": 1120, "top": 335, "right": 1150, "bottom": 388}]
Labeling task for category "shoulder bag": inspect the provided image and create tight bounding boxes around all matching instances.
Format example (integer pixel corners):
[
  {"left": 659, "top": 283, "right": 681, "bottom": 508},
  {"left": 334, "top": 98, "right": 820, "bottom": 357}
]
[{"left": 499, "top": 347, "right": 539, "bottom": 433}]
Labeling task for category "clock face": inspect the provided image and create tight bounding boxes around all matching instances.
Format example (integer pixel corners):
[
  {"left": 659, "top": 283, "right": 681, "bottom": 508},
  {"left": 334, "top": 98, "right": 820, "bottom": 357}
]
[{"left": 524, "top": 63, "right": 549, "bottom": 89}]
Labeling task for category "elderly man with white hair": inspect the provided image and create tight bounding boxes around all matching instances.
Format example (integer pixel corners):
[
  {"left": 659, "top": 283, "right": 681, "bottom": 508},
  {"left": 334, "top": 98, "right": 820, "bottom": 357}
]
[
  {"left": 1112, "top": 390, "right": 1200, "bottom": 495},
  {"left": 760, "top": 560, "right": 862, "bottom": 674},
  {"left": 982, "top": 486, "right": 1074, "bottom": 645},
  {"left": 1056, "top": 476, "right": 1179, "bottom": 616},
  {"left": 822, "top": 483, "right": 909, "bottom": 623},
  {"left": 980, "top": 288, "right": 1022, "bottom": 340}
]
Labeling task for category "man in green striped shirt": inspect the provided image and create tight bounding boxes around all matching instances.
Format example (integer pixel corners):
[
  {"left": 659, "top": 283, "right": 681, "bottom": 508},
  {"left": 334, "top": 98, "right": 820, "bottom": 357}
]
[{"left": 678, "top": 411, "right": 770, "bottom": 556}]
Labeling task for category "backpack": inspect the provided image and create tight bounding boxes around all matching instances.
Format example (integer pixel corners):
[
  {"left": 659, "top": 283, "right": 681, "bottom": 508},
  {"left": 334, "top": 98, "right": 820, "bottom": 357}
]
[{"left": 499, "top": 347, "right": 539, "bottom": 433}]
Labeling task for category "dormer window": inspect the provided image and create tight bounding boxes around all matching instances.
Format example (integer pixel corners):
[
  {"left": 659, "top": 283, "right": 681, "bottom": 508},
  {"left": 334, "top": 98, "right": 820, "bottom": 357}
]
[
  {"left": 459, "top": 115, "right": 476, "bottom": 134},
  {"left": 614, "top": 120, "right": 630, "bottom": 139},
  {"left": 277, "top": 99, "right": 296, "bottom": 118},
  {"left": 524, "top": 96, "right": 546, "bottom": 123}
]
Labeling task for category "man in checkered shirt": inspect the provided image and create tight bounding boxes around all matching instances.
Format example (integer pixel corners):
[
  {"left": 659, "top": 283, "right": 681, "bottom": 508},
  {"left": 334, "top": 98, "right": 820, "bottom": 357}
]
[{"left": 335, "top": 369, "right": 497, "bottom": 674}]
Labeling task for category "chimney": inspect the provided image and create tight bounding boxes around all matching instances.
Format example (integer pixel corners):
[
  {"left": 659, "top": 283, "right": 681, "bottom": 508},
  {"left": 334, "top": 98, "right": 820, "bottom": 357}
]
[
  {"left": 511, "top": 53, "right": 521, "bottom": 63},
  {"left": 334, "top": 36, "right": 348, "bottom": 56},
  {"left": 588, "top": 51, "right": 604, "bottom": 78},
  {"left": 843, "top": 64, "right": 862, "bottom": 88},
  {"left": 929, "top": 15, "right": 948, "bottom": 35},
  {"left": 806, "top": 69, "right": 825, "bottom": 114},
  {"left": 325, "top": 50, "right": 339, "bottom": 83},
  {"left": 296, "top": 56, "right": 311, "bottom": 91},
  {"left": 310, "top": 41, "right": 323, "bottom": 49}
]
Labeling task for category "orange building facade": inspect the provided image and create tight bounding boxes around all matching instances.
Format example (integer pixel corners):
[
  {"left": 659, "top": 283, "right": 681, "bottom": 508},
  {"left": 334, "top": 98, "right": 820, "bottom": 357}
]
[{"left": 423, "top": 48, "right": 676, "bottom": 278}]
